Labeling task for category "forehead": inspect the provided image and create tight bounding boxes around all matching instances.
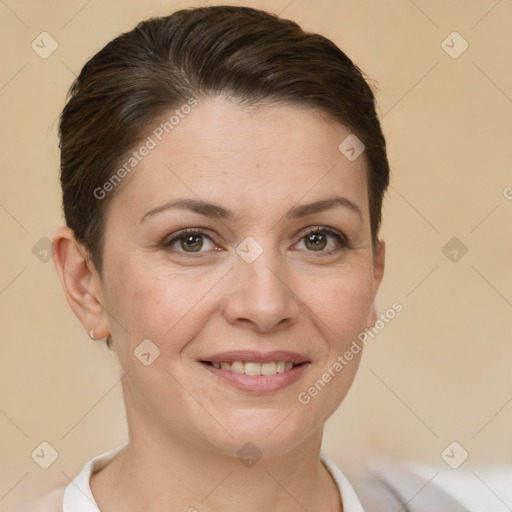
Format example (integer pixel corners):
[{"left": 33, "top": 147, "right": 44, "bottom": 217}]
[
  {"left": 108, "top": 97, "right": 370, "bottom": 225},
  {"left": 157, "top": 96, "right": 360, "bottom": 166}
]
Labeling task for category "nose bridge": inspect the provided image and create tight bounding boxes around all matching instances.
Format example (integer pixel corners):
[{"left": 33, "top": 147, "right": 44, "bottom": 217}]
[{"left": 223, "top": 237, "right": 299, "bottom": 331}]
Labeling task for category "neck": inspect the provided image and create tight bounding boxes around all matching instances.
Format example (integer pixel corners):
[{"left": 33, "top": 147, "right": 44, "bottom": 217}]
[{"left": 90, "top": 397, "right": 343, "bottom": 511}]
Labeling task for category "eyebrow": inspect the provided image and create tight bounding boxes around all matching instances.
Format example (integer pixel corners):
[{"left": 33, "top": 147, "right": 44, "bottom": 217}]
[{"left": 139, "top": 196, "right": 363, "bottom": 224}]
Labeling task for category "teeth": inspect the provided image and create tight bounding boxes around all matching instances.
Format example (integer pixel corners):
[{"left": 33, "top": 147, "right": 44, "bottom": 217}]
[
  {"left": 210, "top": 360, "right": 298, "bottom": 375},
  {"left": 261, "top": 362, "right": 276, "bottom": 375},
  {"left": 231, "top": 361, "right": 244, "bottom": 374},
  {"left": 245, "top": 362, "right": 262, "bottom": 375}
]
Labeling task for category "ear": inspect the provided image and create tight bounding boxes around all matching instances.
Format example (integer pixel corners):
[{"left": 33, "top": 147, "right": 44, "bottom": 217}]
[
  {"left": 52, "top": 226, "right": 110, "bottom": 340},
  {"left": 366, "top": 239, "right": 386, "bottom": 328}
]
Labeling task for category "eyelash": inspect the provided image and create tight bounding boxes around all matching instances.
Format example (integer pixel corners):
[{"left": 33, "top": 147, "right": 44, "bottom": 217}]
[{"left": 163, "top": 227, "right": 350, "bottom": 257}]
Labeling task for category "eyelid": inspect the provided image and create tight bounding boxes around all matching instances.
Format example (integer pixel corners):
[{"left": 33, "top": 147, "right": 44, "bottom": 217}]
[
  {"left": 295, "top": 226, "right": 351, "bottom": 252},
  {"left": 299, "top": 226, "right": 348, "bottom": 243},
  {"left": 164, "top": 227, "right": 207, "bottom": 244}
]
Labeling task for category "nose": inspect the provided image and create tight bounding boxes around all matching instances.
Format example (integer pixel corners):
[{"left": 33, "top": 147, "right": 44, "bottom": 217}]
[{"left": 222, "top": 245, "right": 300, "bottom": 333}]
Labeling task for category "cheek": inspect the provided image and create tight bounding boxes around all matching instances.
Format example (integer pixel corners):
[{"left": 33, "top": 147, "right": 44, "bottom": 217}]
[
  {"left": 294, "top": 270, "right": 372, "bottom": 418},
  {"left": 302, "top": 264, "right": 375, "bottom": 349},
  {"left": 104, "top": 256, "right": 222, "bottom": 353}
]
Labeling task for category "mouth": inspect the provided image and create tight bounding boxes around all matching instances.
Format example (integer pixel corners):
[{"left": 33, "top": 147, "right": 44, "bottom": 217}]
[
  {"left": 201, "top": 360, "right": 306, "bottom": 375},
  {"left": 198, "top": 350, "right": 311, "bottom": 393}
]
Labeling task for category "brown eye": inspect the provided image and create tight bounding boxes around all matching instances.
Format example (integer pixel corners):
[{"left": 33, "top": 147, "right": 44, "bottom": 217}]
[
  {"left": 304, "top": 231, "right": 328, "bottom": 251},
  {"left": 180, "top": 233, "right": 204, "bottom": 252},
  {"left": 296, "top": 227, "right": 348, "bottom": 253},
  {"left": 165, "top": 228, "right": 216, "bottom": 255}
]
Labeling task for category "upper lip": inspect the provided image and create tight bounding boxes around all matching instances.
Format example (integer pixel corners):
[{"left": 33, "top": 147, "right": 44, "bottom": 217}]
[{"left": 200, "top": 350, "right": 310, "bottom": 365}]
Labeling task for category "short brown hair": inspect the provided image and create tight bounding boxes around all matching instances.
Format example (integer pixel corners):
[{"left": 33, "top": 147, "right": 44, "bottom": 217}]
[{"left": 59, "top": 5, "right": 389, "bottom": 277}]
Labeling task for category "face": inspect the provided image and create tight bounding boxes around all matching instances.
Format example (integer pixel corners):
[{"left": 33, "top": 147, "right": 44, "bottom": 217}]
[{"left": 95, "top": 96, "right": 384, "bottom": 457}]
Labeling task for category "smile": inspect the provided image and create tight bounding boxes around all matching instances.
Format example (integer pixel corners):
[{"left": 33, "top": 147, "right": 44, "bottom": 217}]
[
  {"left": 198, "top": 350, "right": 310, "bottom": 392},
  {"left": 205, "top": 360, "right": 299, "bottom": 375}
]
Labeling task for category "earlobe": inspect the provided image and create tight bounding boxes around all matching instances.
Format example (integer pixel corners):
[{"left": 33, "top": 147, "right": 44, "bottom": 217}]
[{"left": 52, "top": 226, "right": 110, "bottom": 340}]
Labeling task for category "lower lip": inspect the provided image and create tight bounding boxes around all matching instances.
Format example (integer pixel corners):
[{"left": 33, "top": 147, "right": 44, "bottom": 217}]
[{"left": 200, "top": 362, "right": 310, "bottom": 393}]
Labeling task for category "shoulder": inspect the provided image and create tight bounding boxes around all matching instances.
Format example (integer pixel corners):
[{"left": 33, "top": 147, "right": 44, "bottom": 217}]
[
  {"left": 351, "top": 456, "right": 473, "bottom": 512},
  {"left": 25, "top": 484, "right": 67, "bottom": 512}
]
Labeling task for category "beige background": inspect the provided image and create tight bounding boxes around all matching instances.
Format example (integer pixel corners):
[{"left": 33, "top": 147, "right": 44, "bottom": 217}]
[{"left": 1, "top": 0, "right": 511, "bottom": 509}]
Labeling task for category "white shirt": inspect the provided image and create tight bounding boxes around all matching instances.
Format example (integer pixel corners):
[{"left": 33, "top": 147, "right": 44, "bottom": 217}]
[{"left": 60, "top": 443, "right": 364, "bottom": 511}]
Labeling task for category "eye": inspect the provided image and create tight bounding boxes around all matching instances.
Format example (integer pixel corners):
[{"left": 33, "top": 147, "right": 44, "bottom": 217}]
[
  {"left": 163, "top": 226, "right": 350, "bottom": 257},
  {"left": 165, "top": 228, "right": 218, "bottom": 255},
  {"left": 294, "top": 227, "right": 349, "bottom": 253}
]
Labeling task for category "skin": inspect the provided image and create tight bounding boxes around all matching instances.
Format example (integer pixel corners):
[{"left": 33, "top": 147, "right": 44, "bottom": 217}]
[{"left": 53, "top": 96, "right": 385, "bottom": 512}]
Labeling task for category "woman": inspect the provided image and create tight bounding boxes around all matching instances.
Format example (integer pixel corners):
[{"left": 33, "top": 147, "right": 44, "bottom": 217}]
[{"left": 46, "top": 5, "right": 395, "bottom": 511}]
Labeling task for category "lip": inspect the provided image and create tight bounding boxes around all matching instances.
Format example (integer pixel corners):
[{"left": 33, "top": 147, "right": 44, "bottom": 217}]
[
  {"left": 200, "top": 361, "right": 310, "bottom": 393},
  {"left": 199, "top": 351, "right": 311, "bottom": 393},
  {"left": 199, "top": 350, "right": 310, "bottom": 365}
]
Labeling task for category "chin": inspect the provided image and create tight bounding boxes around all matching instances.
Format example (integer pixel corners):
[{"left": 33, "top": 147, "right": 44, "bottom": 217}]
[{"left": 202, "top": 409, "right": 317, "bottom": 458}]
